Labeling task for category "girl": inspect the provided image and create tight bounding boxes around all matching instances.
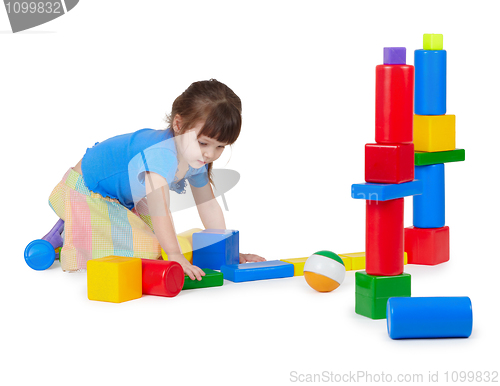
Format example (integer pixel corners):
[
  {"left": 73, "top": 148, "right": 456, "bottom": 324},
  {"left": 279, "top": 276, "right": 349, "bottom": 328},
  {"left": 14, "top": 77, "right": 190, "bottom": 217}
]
[{"left": 48, "top": 79, "right": 265, "bottom": 280}]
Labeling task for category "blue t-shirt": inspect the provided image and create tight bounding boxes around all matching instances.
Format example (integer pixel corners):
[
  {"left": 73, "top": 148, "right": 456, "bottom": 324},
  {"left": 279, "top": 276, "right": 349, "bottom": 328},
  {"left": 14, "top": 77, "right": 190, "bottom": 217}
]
[{"left": 81, "top": 128, "right": 209, "bottom": 209}]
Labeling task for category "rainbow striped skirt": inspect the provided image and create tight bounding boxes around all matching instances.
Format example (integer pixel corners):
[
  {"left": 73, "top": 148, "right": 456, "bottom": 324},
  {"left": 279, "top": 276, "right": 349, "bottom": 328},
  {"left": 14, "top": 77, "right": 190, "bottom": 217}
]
[{"left": 48, "top": 168, "right": 161, "bottom": 272}]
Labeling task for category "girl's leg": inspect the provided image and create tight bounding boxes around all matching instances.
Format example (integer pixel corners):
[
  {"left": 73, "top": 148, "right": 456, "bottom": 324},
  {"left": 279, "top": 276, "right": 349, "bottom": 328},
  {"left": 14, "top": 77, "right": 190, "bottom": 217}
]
[
  {"left": 49, "top": 168, "right": 161, "bottom": 272},
  {"left": 41, "top": 218, "right": 64, "bottom": 249}
]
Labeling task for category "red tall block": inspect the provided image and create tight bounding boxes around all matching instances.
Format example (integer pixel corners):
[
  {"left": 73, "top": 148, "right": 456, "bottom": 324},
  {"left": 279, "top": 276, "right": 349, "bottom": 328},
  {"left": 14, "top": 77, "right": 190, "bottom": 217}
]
[
  {"left": 142, "top": 259, "right": 185, "bottom": 297},
  {"left": 405, "top": 226, "right": 450, "bottom": 265},
  {"left": 366, "top": 198, "right": 404, "bottom": 276},
  {"left": 365, "top": 143, "right": 414, "bottom": 184},
  {"left": 375, "top": 65, "right": 414, "bottom": 143}
]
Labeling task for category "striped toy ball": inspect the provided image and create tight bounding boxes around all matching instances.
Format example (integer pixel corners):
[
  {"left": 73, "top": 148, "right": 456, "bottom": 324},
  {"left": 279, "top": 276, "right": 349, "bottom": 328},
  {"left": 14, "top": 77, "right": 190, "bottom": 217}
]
[{"left": 304, "top": 250, "right": 345, "bottom": 292}]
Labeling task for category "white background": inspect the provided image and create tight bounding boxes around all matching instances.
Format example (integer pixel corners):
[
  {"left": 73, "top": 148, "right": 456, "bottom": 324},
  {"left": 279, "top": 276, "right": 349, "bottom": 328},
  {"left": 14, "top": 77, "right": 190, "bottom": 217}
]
[{"left": 1, "top": 1, "right": 499, "bottom": 385}]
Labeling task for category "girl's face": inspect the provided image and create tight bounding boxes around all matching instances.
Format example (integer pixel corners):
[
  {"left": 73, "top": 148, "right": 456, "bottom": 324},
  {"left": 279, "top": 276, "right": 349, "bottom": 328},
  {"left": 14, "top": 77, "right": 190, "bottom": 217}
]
[{"left": 175, "top": 120, "right": 228, "bottom": 169}]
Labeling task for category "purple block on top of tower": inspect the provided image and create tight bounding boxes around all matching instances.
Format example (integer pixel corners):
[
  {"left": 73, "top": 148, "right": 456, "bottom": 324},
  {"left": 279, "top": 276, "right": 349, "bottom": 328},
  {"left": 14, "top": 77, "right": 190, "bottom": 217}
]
[{"left": 384, "top": 47, "right": 406, "bottom": 65}]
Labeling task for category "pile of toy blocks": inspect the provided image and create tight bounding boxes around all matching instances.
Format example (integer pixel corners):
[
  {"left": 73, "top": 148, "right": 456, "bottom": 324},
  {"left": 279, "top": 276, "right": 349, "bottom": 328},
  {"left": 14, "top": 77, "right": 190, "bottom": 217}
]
[
  {"left": 87, "top": 228, "right": 298, "bottom": 303},
  {"left": 350, "top": 46, "right": 418, "bottom": 319},
  {"left": 405, "top": 34, "right": 464, "bottom": 265}
]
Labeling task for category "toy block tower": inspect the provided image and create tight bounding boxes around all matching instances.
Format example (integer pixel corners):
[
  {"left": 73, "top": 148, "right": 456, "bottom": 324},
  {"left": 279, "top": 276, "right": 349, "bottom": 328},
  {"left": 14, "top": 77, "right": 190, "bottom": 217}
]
[
  {"left": 405, "top": 34, "right": 465, "bottom": 265},
  {"left": 351, "top": 47, "right": 418, "bottom": 319}
]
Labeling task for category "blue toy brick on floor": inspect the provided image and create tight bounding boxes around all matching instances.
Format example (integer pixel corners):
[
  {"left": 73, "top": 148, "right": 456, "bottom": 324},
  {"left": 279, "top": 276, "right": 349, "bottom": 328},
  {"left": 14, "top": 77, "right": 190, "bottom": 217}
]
[
  {"left": 192, "top": 229, "right": 239, "bottom": 270},
  {"left": 221, "top": 260, "right": 294, "bottom": 282},
  {"left": 387, "top": 297, "right": 473, "bottom": 339},
  {"left": 351, "top": 180, "right": 423, "bottom": 201}
]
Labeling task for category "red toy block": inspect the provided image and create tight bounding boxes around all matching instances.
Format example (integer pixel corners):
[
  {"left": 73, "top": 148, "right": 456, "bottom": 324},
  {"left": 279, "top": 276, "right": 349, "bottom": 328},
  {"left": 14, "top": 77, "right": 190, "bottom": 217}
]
[
  {"left": 366, "top": 198, "right": 404, "bottom": 276},
  {"left": 375, "top": 64, "right": 414, "bottom": 143},
  {"left": 365, "top": 143, "right": 414, "bottom": 184},
  {"left": 142, "top": 259, "right": 185, "bottom": 297},
  {"left": 405, "top": 226, "right": 450, "bottom": 265}
]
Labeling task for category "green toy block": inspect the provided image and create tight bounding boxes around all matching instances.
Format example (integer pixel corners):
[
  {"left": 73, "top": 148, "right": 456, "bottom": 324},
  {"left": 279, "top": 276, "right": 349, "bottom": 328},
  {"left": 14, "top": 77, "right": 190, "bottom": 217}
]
[
  {"left": 355, "top": 271, "right": 411, "bottom": 298},
  {"left": 355, "top": 293, "right": 393, "bottom": 320},
  {"left": 415, "top": 149, "right": 465, "bottom": 166},
  {"left": 423, "top": 34, "right": 443, "bottom": 50},
  {"left": 182, "top": 268, "right": 224, "bottom": 290}
]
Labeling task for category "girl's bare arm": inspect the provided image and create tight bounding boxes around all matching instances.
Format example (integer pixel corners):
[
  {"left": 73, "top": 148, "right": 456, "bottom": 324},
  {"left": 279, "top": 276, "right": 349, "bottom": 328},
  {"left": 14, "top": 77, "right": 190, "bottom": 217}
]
[{"left": 145, "top": 171, "right": 205, "bottom": 280}]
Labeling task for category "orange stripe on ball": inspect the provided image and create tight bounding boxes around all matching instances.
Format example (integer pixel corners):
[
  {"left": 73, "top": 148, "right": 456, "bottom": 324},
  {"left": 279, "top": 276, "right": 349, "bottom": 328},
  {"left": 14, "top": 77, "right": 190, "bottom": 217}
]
[{"left": 304, "top": 271, "right": 340, "bottom": 292}]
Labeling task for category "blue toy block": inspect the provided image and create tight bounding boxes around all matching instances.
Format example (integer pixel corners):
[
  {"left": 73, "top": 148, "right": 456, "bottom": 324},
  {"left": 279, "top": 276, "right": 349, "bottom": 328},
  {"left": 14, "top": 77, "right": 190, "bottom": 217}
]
[
  {"left": 413, "top": 164, "right": 445, "bottom": 228},
  {"left": 414, "top": 49, "right": 447, "bottom": 115},
  {"left": 351, "top": 180, "right": 423, "bottom": 201},
  {"left": 387, "top": 297, "right": 473, "bottom": 339},
  {"left": 192, "top": 229, "right": 239, "bottom": 270},
  {"left": 220, "top": 260, "right": 294, "bottom": 283},
  {"left": 383, "top": 47, "right": 406, "bottom": 65}
]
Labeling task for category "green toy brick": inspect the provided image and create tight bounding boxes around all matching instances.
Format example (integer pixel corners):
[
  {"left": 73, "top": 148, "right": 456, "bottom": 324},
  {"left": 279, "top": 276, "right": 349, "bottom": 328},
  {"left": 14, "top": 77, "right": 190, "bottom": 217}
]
[
  {"left": 355, "top": 271, "right": 411, "bottom": 298},
  {"left": 355, "top": 293, "right": 392, "bottom": 320},
  {"left": 415, "top": 149, "right": 465, "bottom": 166},
  {"left": 182, "top": 268, "right": 224, "bottom": 290},
  {"left": 423, "top": 34, "right": 443, "bottom": 50}
]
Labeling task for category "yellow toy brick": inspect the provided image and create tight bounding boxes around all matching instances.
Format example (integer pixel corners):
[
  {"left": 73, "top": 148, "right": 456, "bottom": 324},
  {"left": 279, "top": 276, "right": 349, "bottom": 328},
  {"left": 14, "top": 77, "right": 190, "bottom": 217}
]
[
  {"left": 423, "top": 34, "right": 443, "bottom": 50},
  {"left": 162, "top": 228, "right": 203, "bottom": 263},
  {"left": 338, "top": 252, "right": 408, "bottom": 271},
  {"left": 339, "top": 256, "right": 352, "bottom": 271},
  {"left": 414, "top": 114, "right": 456, "bottom": 152},
  {"left": 339, "top": 252, "right": 365, "bottom": 271},
  {"left": 280, "top": 257, "right": 308, "bottom": 276},
  {"left": 87, "top": 256, "right": 142, "bottom": 303}
]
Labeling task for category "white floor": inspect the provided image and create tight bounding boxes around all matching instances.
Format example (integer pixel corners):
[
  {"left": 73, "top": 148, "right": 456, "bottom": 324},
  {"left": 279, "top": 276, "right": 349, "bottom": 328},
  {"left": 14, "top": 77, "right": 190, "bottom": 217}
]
[{"left": 4, "top": 253, "right": 497, "bottom": 385}]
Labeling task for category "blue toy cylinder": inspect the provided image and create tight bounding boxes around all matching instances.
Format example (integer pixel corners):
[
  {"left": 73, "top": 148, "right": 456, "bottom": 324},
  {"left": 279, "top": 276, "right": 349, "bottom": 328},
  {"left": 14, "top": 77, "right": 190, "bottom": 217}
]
[
  {"left": 387, "top": 297, "right": 473, "bottom": 339},
  {"left": 24, "top": 239, "right": 56, "bottom": 271},
  {"left": 414, "top": 49, "right": 447, "bottom": 115},
  {"left": 413, "top": 164, "right": 445, "bottom": 228}
]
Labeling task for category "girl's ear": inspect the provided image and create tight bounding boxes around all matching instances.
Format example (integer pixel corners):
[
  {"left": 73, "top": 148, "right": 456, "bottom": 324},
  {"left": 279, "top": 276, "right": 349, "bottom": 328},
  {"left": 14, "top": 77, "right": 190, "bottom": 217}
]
[{"left": 173, "top": 114, "right": 183, "bottom": 133}]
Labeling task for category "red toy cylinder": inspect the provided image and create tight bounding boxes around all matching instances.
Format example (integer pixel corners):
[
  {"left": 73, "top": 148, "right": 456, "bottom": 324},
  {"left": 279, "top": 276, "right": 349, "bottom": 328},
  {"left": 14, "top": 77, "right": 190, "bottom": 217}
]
[
  {"left": 141, "top": 259, "right": 185, "bottom": 297},
  {"left": 366, "top": 198, "right": 404, "bottom": 276},
  {"left": 375, "top": 65, "right": 414, "bottom": 143}
]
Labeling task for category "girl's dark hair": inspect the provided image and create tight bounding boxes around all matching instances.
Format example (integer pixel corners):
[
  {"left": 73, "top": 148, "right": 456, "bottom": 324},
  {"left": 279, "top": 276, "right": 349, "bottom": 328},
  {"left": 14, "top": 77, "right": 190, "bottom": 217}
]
[{"left": 165, "top": 79, "right": 242, "bottom": 186}]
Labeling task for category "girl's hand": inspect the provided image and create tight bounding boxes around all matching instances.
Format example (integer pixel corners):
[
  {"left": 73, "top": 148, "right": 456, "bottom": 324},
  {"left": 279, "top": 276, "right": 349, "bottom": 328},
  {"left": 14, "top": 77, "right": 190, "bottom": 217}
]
[
  {"left": 167, "top": 253, "right": 205, "bottom": 281},
  {"left": 239, "top": 253, "right": 266, "bottom": 264}
]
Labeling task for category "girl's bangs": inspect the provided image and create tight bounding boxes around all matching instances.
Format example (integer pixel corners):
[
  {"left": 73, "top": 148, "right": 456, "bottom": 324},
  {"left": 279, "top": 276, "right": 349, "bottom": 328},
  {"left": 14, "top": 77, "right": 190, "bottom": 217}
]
[{"left": 198, "top": 102, "right": 241, "bottom": 145}]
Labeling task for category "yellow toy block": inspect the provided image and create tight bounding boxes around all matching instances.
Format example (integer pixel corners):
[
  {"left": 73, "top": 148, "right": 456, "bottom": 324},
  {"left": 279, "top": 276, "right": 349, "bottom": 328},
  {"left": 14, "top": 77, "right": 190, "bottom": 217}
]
[
  {"left": 338, "top": 252, "right": 408, "bottom": 271},
  {"left": 339, "top": 252, "right": 365, "bottom": 271},
  {"left": 162, "top": 228, "right": 203, "bottom": 263},
  {"left": 423, "top": 34, "right": 443, "bottom": 50},
  {"left": 87, "top": 256, "right": 142, "bottom": 303},
  {"left": 414, "top": 114, "right": 456, "bottom": 152},
  {"left": 280, "top": 257, "right": 308, "bottom": 276}
]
